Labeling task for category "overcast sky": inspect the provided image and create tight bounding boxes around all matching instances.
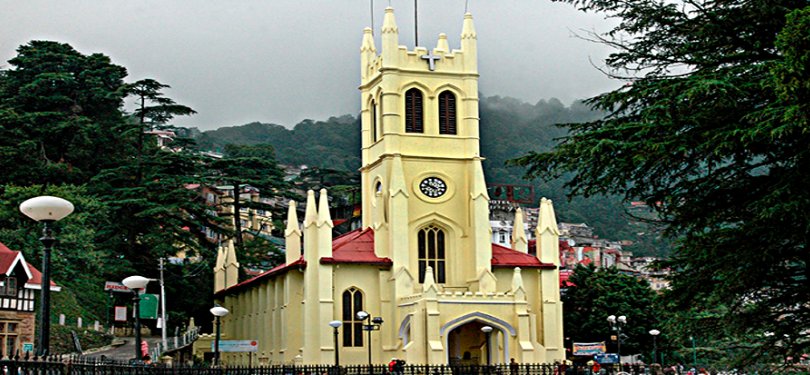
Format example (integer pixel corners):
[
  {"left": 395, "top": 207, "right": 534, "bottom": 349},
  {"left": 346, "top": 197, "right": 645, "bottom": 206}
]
[{"left": 1, "top": 1, "right": 617, "bottom": 131}]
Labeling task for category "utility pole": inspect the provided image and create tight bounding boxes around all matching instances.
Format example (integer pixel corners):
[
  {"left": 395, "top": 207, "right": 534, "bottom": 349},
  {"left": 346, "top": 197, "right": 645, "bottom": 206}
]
[{"left": 159, "top": 257, "right": 168, "bottom": 350}]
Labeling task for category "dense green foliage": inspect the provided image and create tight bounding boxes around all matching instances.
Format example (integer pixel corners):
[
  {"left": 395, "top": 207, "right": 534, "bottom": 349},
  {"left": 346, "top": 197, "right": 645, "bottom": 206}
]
[
  {"left": 562, "top": 265, "right": 663, "bottom": 359},
  {"left": 0, "top": 41, "right": 288, "bottom": 346},
  {"left": 513, "top": 0, "right": 810, "bottom": 365}
]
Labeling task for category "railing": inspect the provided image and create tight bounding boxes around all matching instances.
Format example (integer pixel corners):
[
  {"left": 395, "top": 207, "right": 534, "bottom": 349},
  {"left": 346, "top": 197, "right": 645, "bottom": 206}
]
[
  {"left": 150, "top": 326, "right": 202, "bottom": 359},
  {"left": 0, "top": 358, "right": 771, "bottom": 375}
]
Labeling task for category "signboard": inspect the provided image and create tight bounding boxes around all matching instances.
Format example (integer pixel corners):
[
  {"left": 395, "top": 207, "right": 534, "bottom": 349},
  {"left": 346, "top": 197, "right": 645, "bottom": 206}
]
[
  {"left": 114, "top": 306, "right": 128, "bottom": 322},
  {"left": 573, "top": 342, "right": 607, "bottom": 356},
  {"left": 22, "top": 343, "right": 33, "bottom": 353},
  {"left": 138, "top": 294, "right": 159, "bottom": 319},
  {"left": 594, "top": 353, "right": 619, "bottom": 364},
  {"left": 104, "top": 281, "right": 131, "bottom": 293},
  {"left": 212, "top": 340, "right": 259, "bottom": 352}
]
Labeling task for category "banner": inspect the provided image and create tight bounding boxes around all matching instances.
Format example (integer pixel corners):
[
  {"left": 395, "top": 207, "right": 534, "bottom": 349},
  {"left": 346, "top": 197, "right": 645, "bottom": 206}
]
[
  {"left": 213, "top": 340, "right": 259, "bottom": 352},
  {"left": 594, "top": 353, "right": 619, "bottom": 364},
  {"left": 573, "top": 342, "right": 606, "bottom": 356}
]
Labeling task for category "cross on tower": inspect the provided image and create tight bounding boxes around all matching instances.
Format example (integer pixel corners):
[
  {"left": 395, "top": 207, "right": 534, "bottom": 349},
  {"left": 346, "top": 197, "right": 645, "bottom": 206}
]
[{"left": 421, "top": 51, "right": 441, "bottom": 71}]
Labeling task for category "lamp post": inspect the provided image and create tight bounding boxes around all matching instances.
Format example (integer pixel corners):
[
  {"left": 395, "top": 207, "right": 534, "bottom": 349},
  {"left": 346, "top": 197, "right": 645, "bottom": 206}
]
[
  {"left": 210, "top": 305, "right": 229, "bottom": 367},
  {"left": 357, "top": 311, "right": 383, "bottom": 375},
  {"left": 649, "top": 329, "right": 660, "bottom": 364},
  {"left": 689, "top": 335, "right": 697, "bottom": 369},
  {"left": 607, "top": 315, "right": 627, "bottom": 366},
  {"left": 481, "top": 326, "right": 494, "bottom": 369},
  {"left": 329, "top": 320, "right": 343, "bottom": 373},
  {"left": 122, "top": 275, "right": 150, "bottom": 361},
  {"left": 19, "top": 196, "right": 74, "bottom": 357}
]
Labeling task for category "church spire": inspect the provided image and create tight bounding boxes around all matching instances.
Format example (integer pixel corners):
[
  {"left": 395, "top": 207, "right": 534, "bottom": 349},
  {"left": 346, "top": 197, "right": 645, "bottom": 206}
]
[
  {"left": 317, "top": 189, "right": 334, "bottom": 228},
  {"left": 460, "top": 12, "right": 477, "bottom": 71},
  {"left": 511, "top": 207, "right": 529, "bottom": 253},
  {"left": 360, "top": 27, "right": 376, "bottom": 80},
  {"left": 535, "top": 198, "right": 560, "bottom": 265},
  {"left": 304, "top": 190, "right": 318, "bottom": 228},
  {"left": 285, "top": 200, "right": 302, "bottom": 265},
  {"left": 381, "top": 7, "right": 399, "bottom": 67}
]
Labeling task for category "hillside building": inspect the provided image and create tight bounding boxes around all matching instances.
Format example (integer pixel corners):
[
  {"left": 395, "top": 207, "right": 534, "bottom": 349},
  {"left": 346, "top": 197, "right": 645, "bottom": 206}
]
[{"left": 209, "top": 8, "right": 564, "bottom": 365}]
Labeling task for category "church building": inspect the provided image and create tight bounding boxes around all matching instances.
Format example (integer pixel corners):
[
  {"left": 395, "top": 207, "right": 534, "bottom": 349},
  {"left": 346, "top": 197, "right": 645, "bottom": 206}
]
[{"left": 212, "top": 7, "right": 564, "bottom": 365}]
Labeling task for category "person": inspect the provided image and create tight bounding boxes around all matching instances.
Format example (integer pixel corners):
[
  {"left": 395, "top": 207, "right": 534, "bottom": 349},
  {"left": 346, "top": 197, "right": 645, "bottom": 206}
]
[
  {"left": 591, "top": 361, "right": 601, "bottom": 375},
  {"left": 510, "top": 358, "right": 519, "bottom": 375},
  {"left": 143, "top": 355, "right": 152, "bottom": 365},
  {"left": 394, "top": 359, "right": 405, "bottom": 375},
  {"left": 389, "top": 358, "right": 397, "bottom": 374}
]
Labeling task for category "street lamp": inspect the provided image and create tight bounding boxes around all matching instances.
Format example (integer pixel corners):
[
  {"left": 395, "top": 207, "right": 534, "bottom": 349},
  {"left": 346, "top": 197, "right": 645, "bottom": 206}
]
[
  {"left": 357, "top": 311, "right": 383, "bottom": 375},
  {"left": 122, "top": 275, "right": 150, "bottom": 361},
  {"left": 329, "top": 320, "right": 343, "bottom": 372},
  {"left": 481, "top": 326, "right": 494, "bottom": 369},
  {"left": 689, "top": 335, "right": 697, "bottom": 369},
  {"left": 210, "top": 305, "right": 229, "bottom": 367},
  {"left": 19, "top": 196, "right": 74, "bottom": 357},
  {"left": 607, "top": 315, "right": 627, "bottom": 366},
  {"left": 649, "top": 329, "right": 660, "bottom": 364}
]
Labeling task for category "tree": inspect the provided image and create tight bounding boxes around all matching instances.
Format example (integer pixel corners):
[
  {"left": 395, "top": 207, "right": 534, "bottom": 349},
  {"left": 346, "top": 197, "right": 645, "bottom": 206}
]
[
  {"left": 512, "top": 0, "right": 810, "bottom": 365},
  {"left": 0, "top": 41, "right": 129, "bottom": 185},
  {"left": 563, "top": 265, "right": 664, "bottom": 358},
  {"left": 207, "top": 143, "right": 287, "bottom": 258}
]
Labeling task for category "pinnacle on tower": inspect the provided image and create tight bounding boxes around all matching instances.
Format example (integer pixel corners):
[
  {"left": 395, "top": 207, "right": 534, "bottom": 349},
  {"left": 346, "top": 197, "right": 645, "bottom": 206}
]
[
  {"left": 436, "top": 33, "right": 449, "bottom": 53},
  {"left": 511, "top": 207, "right": 529, "bottom": 253},
  {"left": 381, "top": 7, "right": 400, "bottom": 66},
  {"left": 317, "top": 189, "right": 334, "bottom": 228},
  {"left": 304, "top": 189, "right": 318, "bottom": 228},
  {"left": 285, "top": 200, "right": 302, "bottom": 264}
]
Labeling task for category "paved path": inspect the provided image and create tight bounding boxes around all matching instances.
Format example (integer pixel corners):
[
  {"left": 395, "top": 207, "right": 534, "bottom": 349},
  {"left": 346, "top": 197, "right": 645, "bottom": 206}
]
[{"left": 84, "top": 337, "right": 163, "bottom": 361}]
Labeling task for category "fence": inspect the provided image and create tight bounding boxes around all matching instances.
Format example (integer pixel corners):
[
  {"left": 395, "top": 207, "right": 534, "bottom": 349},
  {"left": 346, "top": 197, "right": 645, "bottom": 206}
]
[{"left": 0, "top": 357, "right": 671, "bottom": 375}]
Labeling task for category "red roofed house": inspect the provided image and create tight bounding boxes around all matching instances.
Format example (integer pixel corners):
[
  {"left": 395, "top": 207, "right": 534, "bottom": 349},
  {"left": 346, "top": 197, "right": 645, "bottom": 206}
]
[
  {"left": 0, "top": 242, "right": 59, "bottom": 358},
  {"left": 208, "top": 7, "right": 564, "bottom": 367}
]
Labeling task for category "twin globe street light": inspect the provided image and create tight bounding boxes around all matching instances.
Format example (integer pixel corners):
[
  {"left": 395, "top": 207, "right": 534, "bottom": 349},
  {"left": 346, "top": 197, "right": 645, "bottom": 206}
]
[
  {"left": 356, "top": 311, "right": 383, "bottom": 375},
  {"left": 607, "top": 315, "right": 627, "bottom": 366},
  {"left": 19, "top": 196, "right": 74, "bottom": 357},
  {"left": 329, "top": 320, "right": 343, "bottom": 370}
]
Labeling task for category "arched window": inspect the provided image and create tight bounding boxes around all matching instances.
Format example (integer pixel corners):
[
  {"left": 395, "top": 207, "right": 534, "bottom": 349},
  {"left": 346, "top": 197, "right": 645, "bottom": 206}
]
[
  {"left": 342, "top": 287, "right": 364, "bottom": 347},
  {"left": 405, "top": 88, "right": 424, "bottom": 133},
  {"left": 438, "top": 91, "right": 457, "bottom": 135},
  {"left": 371, "top": 100, "right": 378, "bottom": 141},
  {"left": 417, "top": 225, "right": 446, "bottom": 283}
]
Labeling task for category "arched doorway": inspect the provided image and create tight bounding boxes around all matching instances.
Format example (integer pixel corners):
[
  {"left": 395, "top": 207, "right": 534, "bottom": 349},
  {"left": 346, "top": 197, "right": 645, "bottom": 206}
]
[{"left": 446, "top": 321, "right": 503, "bottom": 365}]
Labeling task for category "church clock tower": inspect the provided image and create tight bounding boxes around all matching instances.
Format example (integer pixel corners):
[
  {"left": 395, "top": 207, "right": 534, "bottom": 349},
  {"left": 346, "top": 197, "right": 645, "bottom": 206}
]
[{"left": 359, "top": 8, "right": 493, "bottom": 292}]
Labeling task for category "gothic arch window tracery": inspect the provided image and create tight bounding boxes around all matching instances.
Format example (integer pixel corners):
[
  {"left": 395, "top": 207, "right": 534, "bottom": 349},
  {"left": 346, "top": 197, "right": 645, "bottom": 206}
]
[
  {"left": 418, "top": 225, "right": 446, "bottom": 283},
  {"left": 342, "top": 287, "right": 364, "bottom": 347},
  {"left": 405, "top": 88, "right": 424, "bottom": 133},
  {"left": 438, "top": 91, "right": 457, "bottom": 135}
]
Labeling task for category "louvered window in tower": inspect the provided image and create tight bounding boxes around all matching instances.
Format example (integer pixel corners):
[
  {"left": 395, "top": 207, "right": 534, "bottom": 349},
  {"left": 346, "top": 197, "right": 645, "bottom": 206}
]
[
  {"left": 405, "top": 88, "right": 424, "bottom": 133},
  {"left": 371, "top": 100, "right": 378, "bottom": 141},
  {"left": 438, "top": 91, "right": 457, "bottom": 135}
]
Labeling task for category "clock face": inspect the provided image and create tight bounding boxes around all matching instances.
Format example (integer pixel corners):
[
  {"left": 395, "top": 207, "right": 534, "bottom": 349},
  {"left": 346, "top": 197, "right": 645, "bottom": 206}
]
[{"left": 419, "top": 177, "right": 447, "bottom": 198}]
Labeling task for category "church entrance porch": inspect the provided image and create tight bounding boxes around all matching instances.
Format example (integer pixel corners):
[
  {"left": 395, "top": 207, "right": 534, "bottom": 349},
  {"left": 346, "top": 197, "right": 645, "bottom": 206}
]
[{"left": 446, "top": 320, "right": 504, "bottom": 366}]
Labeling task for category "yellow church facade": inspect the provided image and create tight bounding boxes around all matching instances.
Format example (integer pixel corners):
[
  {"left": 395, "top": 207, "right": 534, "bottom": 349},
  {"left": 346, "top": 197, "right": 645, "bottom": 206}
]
[{"left": 211, "top": 8, "right": 564, "bottom": 366}]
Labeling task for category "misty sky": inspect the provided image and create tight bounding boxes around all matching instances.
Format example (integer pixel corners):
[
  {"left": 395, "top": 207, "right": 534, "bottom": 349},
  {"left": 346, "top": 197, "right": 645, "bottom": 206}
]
[{"left": 1, "top": 1, "right": 617, "bottom": 131}]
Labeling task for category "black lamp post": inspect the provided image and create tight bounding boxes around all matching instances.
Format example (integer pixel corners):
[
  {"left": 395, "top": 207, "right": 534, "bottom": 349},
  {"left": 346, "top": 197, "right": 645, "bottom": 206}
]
[
  {"left": 357, "top": 311, "right": 383, "bottom": 375},
  {"left": 210, "top": 305, "right": 230, "bottom": 367},
  {"left": 607, "top": 315, "right": 627, "bottom": 367},
  {"left": 20, "top": 196, "right": 74, "bottom": 357},
  {"left": 481, "top": 326, "right": 493, "bottom": 369},
  {"left": 329, "top": 320, "right": 343, "bottom": 373},
  {"left": 122, "top": 275, "right": 150, "bottom": 361},
  {"left": 649, "top": 329, "right": 660, "bottom": 364}
]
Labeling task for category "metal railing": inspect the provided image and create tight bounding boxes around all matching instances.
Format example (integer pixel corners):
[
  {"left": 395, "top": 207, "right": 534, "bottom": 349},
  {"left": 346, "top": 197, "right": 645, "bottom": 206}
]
[{"left": 150, "top": 327, "right": 201, "bottom": 359}]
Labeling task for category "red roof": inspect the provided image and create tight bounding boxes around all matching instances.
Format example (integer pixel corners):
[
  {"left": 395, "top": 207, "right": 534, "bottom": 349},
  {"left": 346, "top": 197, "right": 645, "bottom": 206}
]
[
  {"left": 0, "top": 241, "right": 59, "bottom": 290},
  {"left": 217, "top": 257, "right": 306, "bottom": 296},
  {"left": 491, "top": 243, "right": 556, "bottom": 269},
  {"left": 321, "top": 228, "right": 392, "bottom": 266}
]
